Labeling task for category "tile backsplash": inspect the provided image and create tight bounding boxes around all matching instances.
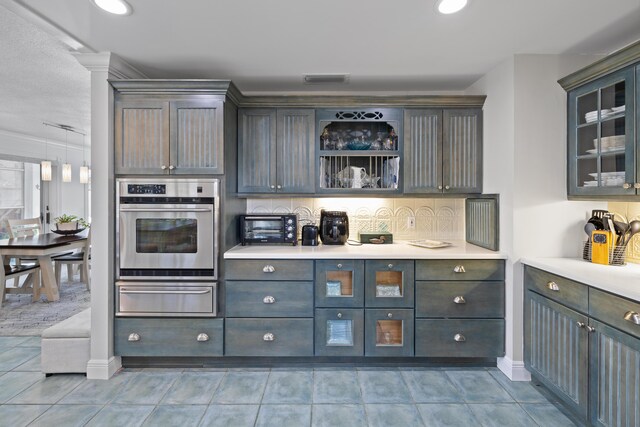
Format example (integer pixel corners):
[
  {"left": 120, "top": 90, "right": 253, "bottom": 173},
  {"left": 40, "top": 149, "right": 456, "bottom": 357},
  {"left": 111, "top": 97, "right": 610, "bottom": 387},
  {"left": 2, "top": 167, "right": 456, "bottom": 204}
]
[
  {"left": 607, "top": 202, "right": 640, "bottom": 264},
  {"left": 246, "top": 198, "right": 465, "bottom": 241}
]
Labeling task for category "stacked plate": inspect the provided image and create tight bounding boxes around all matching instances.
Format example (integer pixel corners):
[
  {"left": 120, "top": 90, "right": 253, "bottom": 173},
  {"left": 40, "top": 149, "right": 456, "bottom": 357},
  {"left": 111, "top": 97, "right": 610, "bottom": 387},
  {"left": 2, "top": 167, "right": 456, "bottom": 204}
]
[
  {"left": 585, "top": 110, "right": 601, "bottom": 123},
  {"left": 592, "top": 135, "right": 626, "bottom": 151},
  {"left": 584, "top": 171, "right": 626, "bottom": 187},
  {"left": 585, "top": 106, "right": 624, "bottom": 123}
]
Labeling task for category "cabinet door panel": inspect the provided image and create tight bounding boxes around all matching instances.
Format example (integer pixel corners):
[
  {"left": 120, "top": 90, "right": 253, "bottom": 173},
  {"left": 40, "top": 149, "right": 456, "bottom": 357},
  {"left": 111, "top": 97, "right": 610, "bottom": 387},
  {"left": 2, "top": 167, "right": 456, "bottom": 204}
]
[
  {"left": 115, "top": 100, "right": 170, "bottom": 175},
  {"left": 315, "top": 308, "right": 364, "bottom": 356},
  {"left": 238, "top": 109, "right": 277, "bottom": 193},
  {"left": 276, "top": 109, "right": 315, "bottom": 193},
  {"left": 226, "top": 281, "right": 313, "bottom": 318},
  {"left": 364, "top": 260, "right": 414, "bottom": 308},
  {"left": 171, "top": 99, "right": 224, "bottom": 174},
  {"left": 403, "top": 109, "right": 442, "bottom": 193},
  {"left": 443, "top": 109, "right": 482, "bottom": 193},
  {"left": 364, "top": 309, "right": 414, "bottom": 357},
  {"left": 315, "top": 260, "right": 365, "bottom": 308}
]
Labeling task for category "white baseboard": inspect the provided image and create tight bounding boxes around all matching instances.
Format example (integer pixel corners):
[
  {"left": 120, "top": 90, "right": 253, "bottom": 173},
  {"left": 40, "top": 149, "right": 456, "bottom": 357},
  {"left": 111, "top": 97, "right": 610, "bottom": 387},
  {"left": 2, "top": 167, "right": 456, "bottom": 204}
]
[
  {"left": 497, "top": 356, "right": 531, "bottom": 381},
  {"left": 86, "top": 356, "right": 122, "bottom": 380}
]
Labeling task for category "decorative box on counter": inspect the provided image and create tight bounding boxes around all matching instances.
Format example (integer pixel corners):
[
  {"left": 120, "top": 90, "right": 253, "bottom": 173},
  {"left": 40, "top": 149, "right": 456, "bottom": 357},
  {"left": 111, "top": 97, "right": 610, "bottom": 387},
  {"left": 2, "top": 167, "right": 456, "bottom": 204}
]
[{"left": 359, "top": 233, "right": 393, "bottom": 244}]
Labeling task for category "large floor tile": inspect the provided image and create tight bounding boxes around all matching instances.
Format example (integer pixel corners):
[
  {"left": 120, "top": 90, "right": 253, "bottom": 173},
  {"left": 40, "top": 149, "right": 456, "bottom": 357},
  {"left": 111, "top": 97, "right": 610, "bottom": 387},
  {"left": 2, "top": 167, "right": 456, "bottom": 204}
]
[
  {"left": 211, "top": 371, "right": 269, "bottom": 404},
  {"left": 29, "top": 404, "right": 103, "bottom": 427},
  {"left": 521, "top": 403, "right": 579, "bottom": 427},
  {"left": 60, "top": 371, "right": 136, "bottom": 404},
  {"left": 12, "top": 354, "right": 41, "bottom": 372},
  {"left": 357, "top": 370, "right": 412, "bottom": 403},
  {"left": 312, "top": 404, "right": 367, "bottom": 427},
  {"left": 255, "top": 404, "right": 311, "bottom": 427},
  {"left": 445, "top": 370, "right": 514, "bottom": 403},
  {"left": 111, "top": 372, "right": 180, "bottom": 405},
  {"left": 488, "top": 370, "right": 549, "bottom": 403},
  {"left": 313, "top": 370, "right": 361, "bottom": 404},
  {"left": 0, "top": 336, "right": 31, "bottom": 348},
  {"left": 401, "top": 370, "right": 463, "bottom": 403},
  {"left": 8, "top": 374, "right": 85, "bottom": 404},
  {"left": 160, "top": 372, "right": 225, "bottom": 405},
  {"left": 199, "top": 404, "right": 259, "bottom": 427},
  {"left": 85, "top": 404, "right": 155, "bottom": 427},
  {"left": 0, "top": 404, "right": 50, "bottom": 427},
  {"left": 0, "top": 346, "right": 40, "bottom": 371},
  {"left": 141, "top": 404, "right": 207, "bottom": 427},
  {"left": 262, "top": 371, "right": 313, "bottom": 404},
  {"left": 417, "top": 403, "right": 480, "bottom": 427},
  {"left": 0, "top": 371, "right": 43, "bottom": 403},
  {"left": 468, "top": 403, "right": 538, "bottom": 427},
  {"left": 16, "top": 336, "right": 41, "bottom": 347},
  {"left": 364, "top": 404, "right": 425, "bottom": 427}
]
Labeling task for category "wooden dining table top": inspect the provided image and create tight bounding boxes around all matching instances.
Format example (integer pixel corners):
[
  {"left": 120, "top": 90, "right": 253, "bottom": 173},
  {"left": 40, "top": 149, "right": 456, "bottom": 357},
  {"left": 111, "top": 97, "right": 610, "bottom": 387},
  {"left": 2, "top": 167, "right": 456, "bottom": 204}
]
[{"left": 0, "top": 232, "right": 87, "bottom": 249}]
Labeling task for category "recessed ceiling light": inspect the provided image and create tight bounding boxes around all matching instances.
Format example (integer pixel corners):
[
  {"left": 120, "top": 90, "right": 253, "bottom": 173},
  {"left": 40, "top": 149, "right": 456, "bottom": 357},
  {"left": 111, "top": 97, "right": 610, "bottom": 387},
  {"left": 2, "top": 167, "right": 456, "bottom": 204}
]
[
  {"left": 91, "top": 0, "right": 132, "bottom": 15},
  {"left": 435, "top": 0, "right": 468, "bottom": 14}
]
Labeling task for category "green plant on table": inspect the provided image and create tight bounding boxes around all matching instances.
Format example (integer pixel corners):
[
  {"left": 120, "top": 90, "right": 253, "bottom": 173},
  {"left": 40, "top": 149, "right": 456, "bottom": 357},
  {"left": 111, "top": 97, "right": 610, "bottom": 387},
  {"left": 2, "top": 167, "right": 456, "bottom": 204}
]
[{"left": 54, "top": 214, "right": 90, "bottom": 228}]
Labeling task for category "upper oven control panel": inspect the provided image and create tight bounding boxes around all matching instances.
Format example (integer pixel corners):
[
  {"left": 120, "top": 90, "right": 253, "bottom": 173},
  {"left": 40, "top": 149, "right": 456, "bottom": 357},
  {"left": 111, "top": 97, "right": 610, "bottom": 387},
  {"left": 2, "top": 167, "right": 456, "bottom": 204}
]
[
  {"left": 127, "top": 184, "right": 166, "bottom": 195},
  {"left": 117, "top": 178, "right": 220, "bottom": 199}
]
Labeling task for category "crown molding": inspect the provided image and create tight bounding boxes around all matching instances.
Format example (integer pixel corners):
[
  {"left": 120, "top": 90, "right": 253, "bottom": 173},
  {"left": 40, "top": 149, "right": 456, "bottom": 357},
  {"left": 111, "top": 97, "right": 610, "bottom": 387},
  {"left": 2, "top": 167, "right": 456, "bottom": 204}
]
[{"left": 73, "top": 52, "right": 149, "bottom": 79}]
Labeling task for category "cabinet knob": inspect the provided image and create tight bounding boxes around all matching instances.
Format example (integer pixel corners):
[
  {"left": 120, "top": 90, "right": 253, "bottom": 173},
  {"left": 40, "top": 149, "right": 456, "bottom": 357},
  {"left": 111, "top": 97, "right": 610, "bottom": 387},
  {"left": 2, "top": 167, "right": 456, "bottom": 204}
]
[
  {"left": 263, "top": 333, "right": 275, "bottom": 341},
  {"left": 196, "top": 333, "right": 209, "bottom": 342},
  {"left": 262, "top": 265, "right": 275, "bottom": 273},
  {"left": 270, "top": 185, "right": 275, "bottom": 189},
  {"left": 635, "top": 183, "right": 640, "bottom": 189},
  {"left": 576, "top": 321, "right": 586, "bottom": 328},
  {"left": 387, "top": 313, "right": 393, "bottom": 319},
  {"left": 161, "top": 165, "right": 167, "bottom": 170},
  {"left": 277, "top": 185, "right": 282, "bottom": 189},
  {"left": 337, "top": 263, "right": 343, "bottom": 269},
  {"left": 263, "top": 295, "right": 276, "bottom": 304},
  {"left": 453, "top": 265, "right": 466, "bottom": 273},
  {"left": 586, "top": 326, "right": 596, "bottom": 333},
  {"left": 445, "top": 185, "right": 450, "bottom": 190},
  {"left": 623, "top": 183, "right": 632, "bottom": 189},
  {"left": 454, "top": 333, "right": 466, "bottom": 342},
  {"left": 438, "top": 185, "right": 443, "bottom": 190},
  {"left": 453, "top": 296, "right": 466, "bottom": 304},
  {"left": 128, "top": 333, "right": 140, "bottom": 342},
  {"left": 169, "top": 165, "right": 176, "bottom": 170},
  {"left": 337, "top": 312, "right": 342, "bottom": 319},
  {"left": 546, "top": 281, "right": 560, "bottom": 291},
  {"left": 387, "top": 263, "right": 394, "bottom": 269},
  {"left": 624, "top": 311, "right": 640, "bottom": 325}
]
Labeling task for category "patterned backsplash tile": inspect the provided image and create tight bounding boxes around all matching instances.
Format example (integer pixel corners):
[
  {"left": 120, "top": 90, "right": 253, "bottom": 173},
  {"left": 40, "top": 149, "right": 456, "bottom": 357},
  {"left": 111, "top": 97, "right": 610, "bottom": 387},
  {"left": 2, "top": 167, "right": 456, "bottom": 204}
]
[
  {"left": 246, "top": 198, "right": 465, "bottom": 241},
  {"left": 607, "top": 202, "right": 640, "bottom": 264}
]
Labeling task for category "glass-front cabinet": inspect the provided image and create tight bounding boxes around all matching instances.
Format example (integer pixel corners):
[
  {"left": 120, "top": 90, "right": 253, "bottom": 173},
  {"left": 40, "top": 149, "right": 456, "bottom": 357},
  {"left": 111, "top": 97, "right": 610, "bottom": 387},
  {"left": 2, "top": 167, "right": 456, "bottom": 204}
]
[
  {"left": 315, "top": 260, "right": 364, "bottom": 307},
  {"left": 315, "top": 308, "right": 364, "bottom": 356},
  {"left": 316, "top": 109, "right": 402, "bottom": 194},
  {"left": 568, "top": 66, "right": 636, "bottom": 197},
  {"left": 364, "top": 260, "right": 415, "bottom": 308}
]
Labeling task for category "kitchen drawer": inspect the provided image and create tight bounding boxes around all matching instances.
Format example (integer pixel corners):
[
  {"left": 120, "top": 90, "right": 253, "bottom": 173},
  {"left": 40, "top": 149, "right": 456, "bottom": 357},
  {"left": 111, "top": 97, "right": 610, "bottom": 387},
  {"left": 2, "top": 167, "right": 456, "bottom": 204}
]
[
  {"left": 524, "top": 266, "right": 588, "bottom": 313},
  {"left": 365, "top": 260, "right": 414, "bottom": 308},
  {"left": 415, "top": 319, "right": 504, "bottom": 357},
  {"left": 226, "top": 281, "right": 313, "bottom": 317},
  {"left": 364, "top": 309, "right": 414, "bottom": 357},
  {"left": 416, "top": 259, "right": 504, "bottom": 281},
  {"left": 315, "top": 309, "right": 364, "bottom": 356},
  {"left": 225, "top": 259, "right": 313, "bottom": 281},
  {"left": 225, "top": 318, "right": 313, "bottom": 356},
  {"left": 114, "top": 318, "right": 223, "bottom": 357},
  {"left": 416, "top": 281, "right": 504, "bottom": 318},
  {"left": 315, "top": 260, "right": 364, "bottom": 308},
  {"left": 589, "top": 288, "right": 640, "bottom": 340}
]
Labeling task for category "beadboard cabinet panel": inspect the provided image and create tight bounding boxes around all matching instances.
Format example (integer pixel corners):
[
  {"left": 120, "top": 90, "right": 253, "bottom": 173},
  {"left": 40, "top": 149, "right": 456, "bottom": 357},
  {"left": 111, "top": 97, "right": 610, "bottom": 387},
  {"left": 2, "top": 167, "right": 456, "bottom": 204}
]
[
  {"left": 238, "top": 108, "right": 277, "bottom": 193},
  {"left": 403, "top": 109, "right": 442, "bottom": 193}
]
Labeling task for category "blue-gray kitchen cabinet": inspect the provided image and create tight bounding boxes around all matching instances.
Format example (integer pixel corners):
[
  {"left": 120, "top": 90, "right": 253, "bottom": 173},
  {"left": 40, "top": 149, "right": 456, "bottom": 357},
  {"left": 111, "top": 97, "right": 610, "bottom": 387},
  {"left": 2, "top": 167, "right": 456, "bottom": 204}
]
[
  {"left": 315, "top": 259, "right": 365, "bottom": 308},
  {"left": 315, "top": 308, "right": 365, "bottom": 356},
  {"left": 364, "top": 259, "right": 414, "bottom": 308},
  {"left": 364, "top": 308, "right": 414, "bottom": 357}
]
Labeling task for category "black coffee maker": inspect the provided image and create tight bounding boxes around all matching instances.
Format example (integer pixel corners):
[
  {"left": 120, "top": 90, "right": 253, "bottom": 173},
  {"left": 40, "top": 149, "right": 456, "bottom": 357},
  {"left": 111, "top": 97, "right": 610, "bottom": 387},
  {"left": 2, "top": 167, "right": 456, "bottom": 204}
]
[{"left": 320, "top": 210, "right": 349, "bottom": 245}]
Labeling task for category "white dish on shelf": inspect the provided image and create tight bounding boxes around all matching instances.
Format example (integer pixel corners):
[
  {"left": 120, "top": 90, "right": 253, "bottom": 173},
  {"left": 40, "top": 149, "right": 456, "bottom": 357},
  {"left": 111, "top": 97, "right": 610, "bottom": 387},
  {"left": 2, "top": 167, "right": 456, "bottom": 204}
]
[
  {"left": 585, "top": 147, "right": 625, "bottom": 155},
  {"left": 407, "top": 239, "right": 452, "bottom": 249},
  {"left": 583, "top": 181, "right": 599, "bottom": 187},
  {"left": 589, "top": 171, "right": 625, "bottom": 178},
  {"left": 611, "top": 105, "right": 626, "bottom": 113}
]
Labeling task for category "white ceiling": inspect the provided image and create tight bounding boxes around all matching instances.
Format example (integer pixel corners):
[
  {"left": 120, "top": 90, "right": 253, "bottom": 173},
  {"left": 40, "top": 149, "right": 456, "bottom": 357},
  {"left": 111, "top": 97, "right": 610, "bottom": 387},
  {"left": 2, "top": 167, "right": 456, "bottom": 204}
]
[{"left": 0, "top": 0, "right": 639, "bottom": 142}]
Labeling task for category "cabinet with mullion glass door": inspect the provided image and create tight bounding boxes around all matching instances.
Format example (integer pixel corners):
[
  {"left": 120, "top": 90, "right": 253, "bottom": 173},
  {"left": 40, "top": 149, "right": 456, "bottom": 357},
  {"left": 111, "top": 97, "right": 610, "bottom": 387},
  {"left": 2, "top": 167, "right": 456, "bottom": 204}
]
[
  {"left": 316, "top": 108, "right": 403, "bottom": 194},
  {"left": 568, "top": 66, "right": 635, "bottom": 197}
]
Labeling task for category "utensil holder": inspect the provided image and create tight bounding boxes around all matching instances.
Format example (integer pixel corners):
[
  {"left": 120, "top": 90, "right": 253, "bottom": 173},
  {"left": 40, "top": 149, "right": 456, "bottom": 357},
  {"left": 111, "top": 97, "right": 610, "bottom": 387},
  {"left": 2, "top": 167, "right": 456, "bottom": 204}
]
[{"left": 582, "top": 240, "right": 627, "bottom": 266}]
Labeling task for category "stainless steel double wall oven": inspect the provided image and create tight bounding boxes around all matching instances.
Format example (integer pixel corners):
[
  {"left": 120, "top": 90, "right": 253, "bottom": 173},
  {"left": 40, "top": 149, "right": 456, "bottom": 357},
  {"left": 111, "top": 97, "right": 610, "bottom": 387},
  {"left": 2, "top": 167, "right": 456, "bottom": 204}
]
[{"left": 116, "top": 178, "right": 219, "bottom": 317}]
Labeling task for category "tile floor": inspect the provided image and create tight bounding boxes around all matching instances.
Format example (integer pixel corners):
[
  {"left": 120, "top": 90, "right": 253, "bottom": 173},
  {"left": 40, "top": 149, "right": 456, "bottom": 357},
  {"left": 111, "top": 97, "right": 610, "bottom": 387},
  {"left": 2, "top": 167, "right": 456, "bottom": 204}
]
[{"left": 0, "top": 336, "right": 579, "bottom": 426}]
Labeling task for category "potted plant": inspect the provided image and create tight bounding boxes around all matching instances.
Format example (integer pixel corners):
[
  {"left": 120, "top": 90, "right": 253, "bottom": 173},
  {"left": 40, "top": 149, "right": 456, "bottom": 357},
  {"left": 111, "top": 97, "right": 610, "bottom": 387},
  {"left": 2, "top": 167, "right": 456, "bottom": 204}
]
[{"left": 54, "top": 214, "right": 88, "bottom": 231}]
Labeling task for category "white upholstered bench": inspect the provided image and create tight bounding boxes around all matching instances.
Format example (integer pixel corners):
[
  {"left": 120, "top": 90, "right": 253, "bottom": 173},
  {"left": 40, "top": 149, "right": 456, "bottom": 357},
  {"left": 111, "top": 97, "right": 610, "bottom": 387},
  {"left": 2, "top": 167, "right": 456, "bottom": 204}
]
[{"left": 41, "top": 308, "right": 91, "bottom": 375}]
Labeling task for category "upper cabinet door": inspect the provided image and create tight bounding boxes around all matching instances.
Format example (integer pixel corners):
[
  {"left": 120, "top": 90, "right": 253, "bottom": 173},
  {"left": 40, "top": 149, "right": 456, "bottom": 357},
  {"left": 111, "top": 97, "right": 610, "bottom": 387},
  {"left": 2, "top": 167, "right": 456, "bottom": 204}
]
[
  {"left": 238, "top": 108, "right": 277, "bottom": 193},
  {"left": 276, "top": 109, "right": 315, "bottom": 193},
  {"left": 403, "top": 109, "right": 443, "bottom": 193},
  {"left": 443, "top": 109, "right": 483, "bottom": 194},
  {"left": 115, "top": 100, "right": 171, "bottom": 175},
  {"left": 171, "top": 99, "right": 224, "bottom": 175}
]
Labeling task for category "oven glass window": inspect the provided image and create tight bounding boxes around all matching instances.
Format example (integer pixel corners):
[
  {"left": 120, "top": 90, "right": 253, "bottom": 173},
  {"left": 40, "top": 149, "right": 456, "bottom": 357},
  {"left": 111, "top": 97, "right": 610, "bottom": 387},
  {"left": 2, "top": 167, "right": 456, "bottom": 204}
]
[
  {"left": 244, "top": 219, "right": 283, "bottom": 240},
  {"left": 136, "top": 219, "right": 197, "bottom": 253}
]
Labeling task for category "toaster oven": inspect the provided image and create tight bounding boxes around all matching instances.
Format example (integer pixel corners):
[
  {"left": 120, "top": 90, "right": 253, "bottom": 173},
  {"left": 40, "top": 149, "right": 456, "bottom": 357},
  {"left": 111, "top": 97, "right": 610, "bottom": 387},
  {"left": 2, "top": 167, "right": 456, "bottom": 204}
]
[{"left": 240, "top": 215, "right": 297, "bottom": 245}]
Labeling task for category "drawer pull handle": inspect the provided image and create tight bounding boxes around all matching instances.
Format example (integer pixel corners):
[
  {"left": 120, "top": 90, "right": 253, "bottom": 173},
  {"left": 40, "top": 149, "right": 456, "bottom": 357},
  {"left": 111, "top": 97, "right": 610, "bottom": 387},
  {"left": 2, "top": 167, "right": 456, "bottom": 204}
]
[
  {"left": 624, "top": 311, "right": 640, "bottom": 325},
  {"left": 263, "top": 296, "right": 276, "bottom": 304},
  {"left": 453, "top": 265, "right": 466, "bottom": 273},
  {"left": 453, "top": 296, "right": 466, "bottom": 304},
  {"left": 262, "top": 265, "right": 275, "bottom": 273},
  {"left": 337, "top": 312, "right": 342, "bottom": 318},
  {"left": 263, "top": 333, "right": 275, "bottom": 342},
  {"left": 576, "top": 322, "right": 586, "bottom": 328},
  {"left": 546, "top": 281, "right": 560, "bottom": 291},
  {"left": 128, "top": 333, "right": 140, "bottom": 342},
  {"left": 454, "top": 333, "right": 466, "bottom": 342},
  {"left": 337, "top": 263, "right": 343, "bottom": 269},
  {"left": 388, "top": 263, "right": 394, "bottom": 269},
  {"left": 387, "top": 313, "right": 393, "bottom": 319},
  {"left": 586, "top": 326, "right": 596, "bottom": 333},
  {"left": 197, "top": 333, "right": 209, "bottom": 342}
]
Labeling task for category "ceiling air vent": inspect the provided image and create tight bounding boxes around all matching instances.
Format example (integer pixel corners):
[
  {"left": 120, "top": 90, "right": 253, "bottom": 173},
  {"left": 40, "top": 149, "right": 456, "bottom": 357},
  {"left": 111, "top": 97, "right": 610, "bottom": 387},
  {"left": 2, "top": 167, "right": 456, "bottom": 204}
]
[{"left": 303, "top": 74, "right": 350, "bottom": 84}]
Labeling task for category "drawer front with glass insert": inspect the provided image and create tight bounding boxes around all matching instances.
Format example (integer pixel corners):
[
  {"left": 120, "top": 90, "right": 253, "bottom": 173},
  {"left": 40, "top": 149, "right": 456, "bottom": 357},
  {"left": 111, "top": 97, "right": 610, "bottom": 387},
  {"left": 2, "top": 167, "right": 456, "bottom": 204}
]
[
  {"left": 365, "top": 260, "right": 414, "bottom": 308},
  {"left": 315, "top": 260, "right": 364, "bottom": 308},
  {"left": 315, "top": 308, "right": 364, "bottom": 356}
]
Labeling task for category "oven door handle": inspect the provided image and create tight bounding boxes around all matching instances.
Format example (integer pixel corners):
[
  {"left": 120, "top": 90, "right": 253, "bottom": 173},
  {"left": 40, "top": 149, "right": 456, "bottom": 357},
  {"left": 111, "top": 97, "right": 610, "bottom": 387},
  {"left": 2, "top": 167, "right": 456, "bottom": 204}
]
[
  {"left": 119, "top": 208, "right": 212, "bottom": 213},
  {"left": 120, "top": 288, "right": 212, "bottom": 295}
]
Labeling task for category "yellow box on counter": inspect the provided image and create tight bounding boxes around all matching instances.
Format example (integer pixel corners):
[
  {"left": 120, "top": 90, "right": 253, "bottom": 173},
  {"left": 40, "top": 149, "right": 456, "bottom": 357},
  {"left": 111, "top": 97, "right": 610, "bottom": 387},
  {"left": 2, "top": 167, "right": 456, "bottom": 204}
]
[{"left": 591, "top": 230, "right": 614, "bottom": 265}]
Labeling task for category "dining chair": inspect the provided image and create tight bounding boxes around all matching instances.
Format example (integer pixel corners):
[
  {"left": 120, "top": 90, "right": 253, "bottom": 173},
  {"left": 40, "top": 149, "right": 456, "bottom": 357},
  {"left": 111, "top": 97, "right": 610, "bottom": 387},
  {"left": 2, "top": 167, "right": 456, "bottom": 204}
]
[
  {"left": 1, "top": 263, "right": 41, "bottom": 307},
  {"left": 6, "top": 217, "right": 42, "bottom": 288},
  {"left": 54, "top": 228, "right": 91, "bottom": 290}
]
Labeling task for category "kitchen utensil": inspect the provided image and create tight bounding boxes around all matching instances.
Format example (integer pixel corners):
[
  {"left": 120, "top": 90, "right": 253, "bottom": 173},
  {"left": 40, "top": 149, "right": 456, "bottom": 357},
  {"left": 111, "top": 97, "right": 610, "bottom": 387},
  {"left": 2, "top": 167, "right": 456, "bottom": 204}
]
[
  {"left": 623, "top": 220, "right": 640, "bottom": 246},
  {"left": 613, "top": 220, "right": 629, "bottom": 245},
  {"left": 584, "top": 223, "right": 596, "bottom": 241}
]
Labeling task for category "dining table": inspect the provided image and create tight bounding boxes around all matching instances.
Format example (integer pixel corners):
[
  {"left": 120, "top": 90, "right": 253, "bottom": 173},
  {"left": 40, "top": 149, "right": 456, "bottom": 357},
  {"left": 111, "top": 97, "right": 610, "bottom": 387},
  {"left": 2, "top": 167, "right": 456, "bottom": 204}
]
[{"left": 0, "top": 232, "right": 88, "bottom": 302}]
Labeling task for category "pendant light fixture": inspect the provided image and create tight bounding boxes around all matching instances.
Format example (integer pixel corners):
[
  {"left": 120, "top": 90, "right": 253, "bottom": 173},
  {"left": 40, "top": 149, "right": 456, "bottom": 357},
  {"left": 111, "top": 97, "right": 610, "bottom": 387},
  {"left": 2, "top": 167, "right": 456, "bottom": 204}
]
[
  {"left": 62, "top": 128, "right": 72, "bottom": 183},
  {"left": 79, "top": 133, "right": 89, "bottom": 184},
  {"left": 41, "top": 127, "right": 51, "bottom": 181}
]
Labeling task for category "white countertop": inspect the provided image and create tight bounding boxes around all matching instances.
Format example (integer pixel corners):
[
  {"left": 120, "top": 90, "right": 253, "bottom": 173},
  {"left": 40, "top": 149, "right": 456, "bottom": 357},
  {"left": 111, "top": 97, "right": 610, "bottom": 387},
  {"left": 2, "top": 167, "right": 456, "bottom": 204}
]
[
  {"left": 522, "top": 257, "right": 640, "bottom": 302},
  {"left": 224, "top": 240, "right": 506, "bottom": 260}
]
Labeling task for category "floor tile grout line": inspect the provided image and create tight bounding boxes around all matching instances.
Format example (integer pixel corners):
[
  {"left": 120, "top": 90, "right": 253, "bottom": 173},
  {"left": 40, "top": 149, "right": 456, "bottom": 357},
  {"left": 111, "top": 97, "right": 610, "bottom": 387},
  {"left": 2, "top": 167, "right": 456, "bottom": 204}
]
[{"left": 205, "top": 369, "right": 228, "bottom": 406}]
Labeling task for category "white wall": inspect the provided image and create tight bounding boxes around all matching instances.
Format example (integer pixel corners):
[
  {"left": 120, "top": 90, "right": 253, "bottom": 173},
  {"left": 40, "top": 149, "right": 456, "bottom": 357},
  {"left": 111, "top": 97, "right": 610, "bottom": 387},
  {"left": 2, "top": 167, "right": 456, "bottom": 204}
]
[{"left": 467, "top": 54, "right": 607, "bottom": 379}]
